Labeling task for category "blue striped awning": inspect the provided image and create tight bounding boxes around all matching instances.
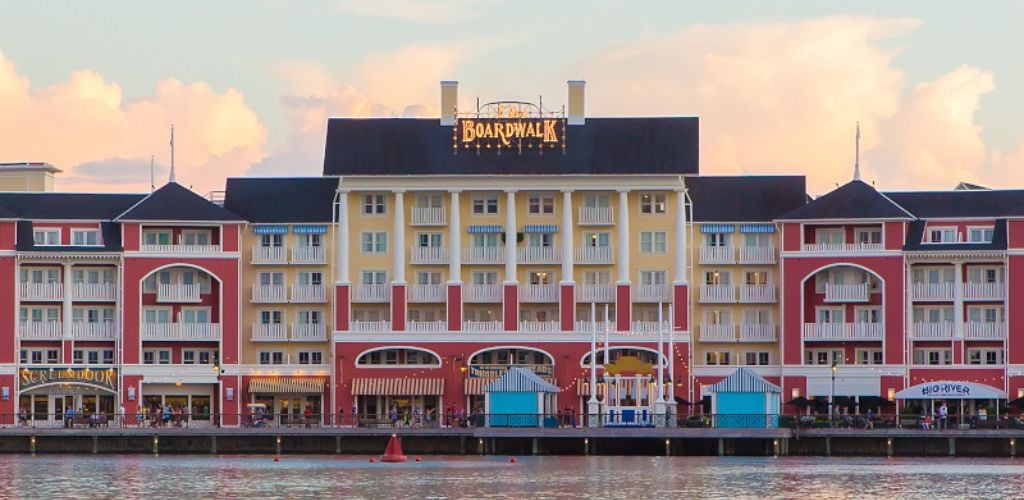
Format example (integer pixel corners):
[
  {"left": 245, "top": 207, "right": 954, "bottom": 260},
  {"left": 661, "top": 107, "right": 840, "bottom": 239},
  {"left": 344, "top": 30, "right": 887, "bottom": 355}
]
[
  {"left": 740, "top": 224, "right": 775, "bottom": 233},
  {"left": 483, "top": 367, "right": 559, "bottom": 393},
  {"left": 523, "top": 225, "right": 558, "bottom": 233},
  {"left": 253, "top": 225, "right": 287, "bottom": 235},
  {"left": 294, "top": 225, "right": 328, "bottom": 234},
  {"left": 707, "top": 368, "right": 780, "bottom": 393},
  {"left": 700, "top": 224, "right": 736, "bottom": 234},
  {"left": 468, "top": 225, "right": 504, "bottom": 234}
]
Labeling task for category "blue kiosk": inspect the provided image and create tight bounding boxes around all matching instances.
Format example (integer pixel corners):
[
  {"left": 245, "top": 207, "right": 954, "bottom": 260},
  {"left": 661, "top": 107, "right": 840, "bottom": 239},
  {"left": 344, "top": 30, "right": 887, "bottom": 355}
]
[
  {"left": 708, "top": 367, "right": 781, "bottom": 428},
  {"left": 483, "top": 367, "right": 560, "bottom": 428}
]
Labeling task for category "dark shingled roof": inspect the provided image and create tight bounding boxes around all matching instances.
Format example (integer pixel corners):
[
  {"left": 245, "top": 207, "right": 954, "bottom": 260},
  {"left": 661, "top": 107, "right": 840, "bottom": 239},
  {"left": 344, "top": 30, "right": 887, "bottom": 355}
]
[
  {"left": 224, "top": 177, "right": 338, "bottom": 223},
  {"left": 116, "top": 182, "right": 244, "bottom": 222},
  {"left": 902, "top": 219, "right": 1008, "bottom": 251},
  {"left": 16, "top": 221, "right": 124, "bottom": 252},
  {"left": 779, "top": 180, "right": 913, "bottom": 220},
  {"left": 0, "top": 192, "right": 144, "bottom": 220},
  {"left": 322, "top": 117, "right": 699, "bottom": 176},
  {"left": 687, "top": 176, "right": 807, "bottom": 222},
  {"left": 883, "top": 190, "right": 1024, "bottom": 219}
]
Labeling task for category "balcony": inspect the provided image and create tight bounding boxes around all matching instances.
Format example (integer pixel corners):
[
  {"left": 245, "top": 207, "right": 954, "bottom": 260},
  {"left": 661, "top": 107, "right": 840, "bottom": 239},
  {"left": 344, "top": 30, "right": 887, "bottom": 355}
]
[
  {"left": 350, "top": 320, "right": 392, "bottom": 333},
  {"left": 463, "top": 246, "right": 505, "bottom": 265},
  {"left": 156, "top": 284, "right": 202, "bottom": 303},
  {"left": 962, "top": 282, "right": 1004, "bottom": 301},
  {"left": 353, "top": 284, "right": 391, "bottom": 303},
  {"left": 407, "top": 321, "right": 447, "bottom": 333},
  {"left": 292, "top": 323, "right": 327, "bottom": 341},
  {"left": 911, "top": 282, "right": 955, "bottom": 301},
  {"left": 411, "top": 246, "right": 448, "bottom": 264},
  {"left": 520, "top": 321, "right": 560, "bottom": 333},
  {"left": 517, "top": 246, "right": 561, "bottom": 265},
  {"left": 911, "top": 322, "right": 954, "bottom": 340},
  {"left": 142, "top": 322, "right": 221, "bottom": 341},
  {"left": 519, "top": 284, "right": 558, "bottom": 303},
  {"left": 70, "top": 283, "right": 116, "bottom": 301},
  {"left": 633, "top": 284, "right": 670, "bottom": 303},
  {"left": 699, "top": 324, "right": 735, "bottom": 342},
  {"left": 699, "top": 284, "right": 735, "bottom": 303},
  {"left": 964, "top": 321, "right": 1005, "bottom": 340},
  {"left": 739, "top": 284, "right": 776, "bottom": 303},
  {"left": 141, "top": 244, "right": 220, "bottom": 254},
  {"left": 20, "top": 282, "right": 63, "bottom": 301},
  {"left": 252, "top": 323, "right": 288, "bottom": 342},
  {"left": 465, "top": 284, "right": 501, "bottom": 303},
  {"left": 252, "top": 285, "right": 287, "bottom": 303},
  {"left": 802, "top": 323, "right": 883, "bottom": 341},
  {"left": 71, "top": 321, "right": 115, "bottom": 340},
  {"left": 578, "top": 207, "right": 614, "bottom": 225},
  {"left": 739, "top": 323, "right": 776, "bottom": 342},
  {"left": 699, "top": 246, "right": 735, "bottom": 265},
  {"left": 291, "top": 246, "right": 326, "bottom": 264},
  {"left": 801, "top": 243, "right": 883, "bottom": 253},
  {"left": 577, "top": 284, "right": 615, "bottom": 302},
  {"left": 631, "top": 321, "right": 670, "bottom": 334},
  {"left": 409, "top": 284, "right": 445, "bottom": 303},
  {"left": 411, "top": 206, "right": 446, "bottom": 226},
  {"left": 19, "top": 321, "right": 62, "bottom": 340},
  {"left": 738, "top": 246, "right": 776, "bottom": 264},
  {"left": 575, "top": 320, "right": 613, "bottom": 334},
  {"left": 291, "top": 284, "right": 326, "bottom": 303},
  {"left": 252, "top": 246, "right": 287, "bottom": 264},
  {"left": 574, "top": 246, "right": 613, "bottom": 265},
  {"left": 463, "top": 321, "right": 502, "bottom": 333},
  {"left": 823, "top": 283, "right": 870, "bottom": 303}
]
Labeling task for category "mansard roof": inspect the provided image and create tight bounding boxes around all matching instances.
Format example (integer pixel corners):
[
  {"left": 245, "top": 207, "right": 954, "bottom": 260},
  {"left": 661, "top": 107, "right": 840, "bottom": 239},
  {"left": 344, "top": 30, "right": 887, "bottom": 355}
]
[
  {"left": 224, "top": 177, "right": 338, "bottom": 223},
  {"left": 0, "top": 192, "right": 144, "bottom": 220},
  {"left": 687, "top": 175, "right": 806, "bottom": 222},
  {"left": 116, "top": 182, "right": 243, "bottom": 222},
  {"left": 778, "top": 180, "right": 913, "bottom": 221},
  {"left": 883, "top": 190, "right": 1024, "bottom": 219}
]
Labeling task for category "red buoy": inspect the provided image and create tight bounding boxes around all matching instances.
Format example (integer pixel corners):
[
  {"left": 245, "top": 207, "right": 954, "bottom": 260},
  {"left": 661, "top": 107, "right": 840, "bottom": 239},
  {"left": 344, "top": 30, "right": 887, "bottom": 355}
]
[
  {"left": 273, "top": 456, "right": 280, "bottom": 462},
  {"left": 415, "top": 456, "right": 422, "bottom": 462},
  {"left": 380, "top": 434, "right": 407, "bottom": 463},
  {"left": 369, "top": 457, "right": 376, "bottom": 463},
  {"left": 510, "top": 457, "right": 517, "bottom": 463}
]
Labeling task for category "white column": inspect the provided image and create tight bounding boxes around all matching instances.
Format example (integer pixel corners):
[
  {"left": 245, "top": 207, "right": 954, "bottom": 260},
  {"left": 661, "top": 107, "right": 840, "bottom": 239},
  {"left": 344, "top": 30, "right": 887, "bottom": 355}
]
[
  {"left": 561, "top": 190, "right": 574, "bottom": 283},
  {"left": 954, "top": 260, "right": 964, "bottom": 338},
  {"left": 505, "top": 190, "right": 517, "bottom": 283},
  {"left": 448, "top": 190, "right": 462, "bottom": 283},
  {"left": 336, "top": 191, "right": 350, "bottom": 284},
  {"left": 62, "top": 263, "right": 73, "bottom": 338},
  {"left": 392, "top": 190, "right": 406, "bottom": 283},
  {"left": 617, "top": 190, "right": 630, "bottom": 283},
  {"left": 673, "top": 189, "right": 687, "bottom": 284}
]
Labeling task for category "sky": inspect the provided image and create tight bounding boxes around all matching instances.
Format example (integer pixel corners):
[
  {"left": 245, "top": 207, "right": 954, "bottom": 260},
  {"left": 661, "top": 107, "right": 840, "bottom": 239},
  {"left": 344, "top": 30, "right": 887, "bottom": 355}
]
[{"left": 1, "top": 0, "right": 1023, "bottom": 195}]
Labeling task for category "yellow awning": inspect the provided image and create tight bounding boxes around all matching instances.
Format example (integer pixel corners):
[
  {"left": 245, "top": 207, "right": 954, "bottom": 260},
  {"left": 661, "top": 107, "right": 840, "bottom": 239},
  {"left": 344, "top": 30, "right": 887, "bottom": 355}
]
[
  {"left": 351, "top": 377, "right": 444, "bottom": 396},
  {"left": 249, "top": 377, "right": 325, "bottom": 394}
]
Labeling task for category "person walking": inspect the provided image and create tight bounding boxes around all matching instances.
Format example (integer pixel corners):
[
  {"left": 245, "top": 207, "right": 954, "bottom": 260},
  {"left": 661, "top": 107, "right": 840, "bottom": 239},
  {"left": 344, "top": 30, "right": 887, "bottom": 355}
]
[
  {"left": 939, "top": 402, "right": 948, "bottom": 430},
  {"left": 118, "top": 404, "right": 125, "bottom": 428}
]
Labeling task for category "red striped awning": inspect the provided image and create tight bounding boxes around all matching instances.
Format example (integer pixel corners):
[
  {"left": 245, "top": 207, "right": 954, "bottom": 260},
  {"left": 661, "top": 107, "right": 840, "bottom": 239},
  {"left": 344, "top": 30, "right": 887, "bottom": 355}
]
[
  {"left": 465, "top": 377, "right": 558, "bottom": 395},
  {"left": 351, "top": 378, "right": 444, "bottom": 396}
]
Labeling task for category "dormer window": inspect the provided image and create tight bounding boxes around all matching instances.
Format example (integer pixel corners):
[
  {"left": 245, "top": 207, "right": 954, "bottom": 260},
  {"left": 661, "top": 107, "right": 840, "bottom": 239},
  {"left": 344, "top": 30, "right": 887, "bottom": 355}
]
[
  {"left": 854, "top": 228, "right": 881, "bottom": 245},
  {"left": 71, "top": 229, "right": 101, "bottom": 246},
  {"left": 143, "top": 230, "right": 172, "bottom": 246},
  {"left": 926, "top": 227, "right": 957, "bottom": 243},
  {"left": 816, "top": 228, "right": 844, "bottom": 245},
  {"left": 967, "top": 227, "right": 994, "bottom": 243},
  {"left": 181, "top": 230, "right": 211, "bottom": 246},
  {"left": 33, "top": 228, "right": 60, "bottom": 246}
]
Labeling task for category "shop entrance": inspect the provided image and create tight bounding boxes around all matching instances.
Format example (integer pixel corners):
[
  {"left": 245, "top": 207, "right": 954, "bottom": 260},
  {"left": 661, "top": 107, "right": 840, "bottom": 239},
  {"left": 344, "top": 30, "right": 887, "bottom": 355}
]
[
  {"left": 355, "top": 395, "right": 439, "bottom": 427},
  {"left": 251, "top": 393, "right": 323, "bottom": 426},
  {"left": 19, "top": 385, "right": 116, "bottom": 427}
]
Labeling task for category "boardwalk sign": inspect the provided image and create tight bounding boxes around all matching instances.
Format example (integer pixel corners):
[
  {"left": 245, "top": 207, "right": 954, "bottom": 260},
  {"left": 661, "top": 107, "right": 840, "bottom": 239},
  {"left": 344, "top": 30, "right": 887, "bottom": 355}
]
[
  {"left": 894, "top": 380, "right": 1006, "bottom": 400},
  {"left": 20, "top": 367, "right": 117, "bottom": 391}
]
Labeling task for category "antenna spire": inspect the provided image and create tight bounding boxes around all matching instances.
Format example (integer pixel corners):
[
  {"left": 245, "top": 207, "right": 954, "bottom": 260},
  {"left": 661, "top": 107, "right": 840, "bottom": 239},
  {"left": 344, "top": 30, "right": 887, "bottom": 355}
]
[
  {"left": 169, "top": 124, "right": 176, "bottom": 184},
  {"left": 853, "top": 121, "right": 861, "bottom": 182},
  {"left": 150, "top": 155, "right": 155, "bottom": 193}
]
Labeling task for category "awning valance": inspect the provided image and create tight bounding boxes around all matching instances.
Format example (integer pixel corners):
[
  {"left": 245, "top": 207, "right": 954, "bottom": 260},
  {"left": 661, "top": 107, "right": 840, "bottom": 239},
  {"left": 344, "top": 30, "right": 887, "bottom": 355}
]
[
  {"left": 894, "top": 380, "right": 1007, "bottom": 400},
  {"left": 700, "top": 224, "right": 736, "bottom": 234},
  {"left": 351, "top": 377, "right": 445, "bottom": 396},
  {"left": 253, "top": 225, "right": 288, "bottom": 235},
  {"left": 523, "top": 225, "right": 558, "bottom": 233},
  {"left": 707, "top": 367, "right": 780, "bottom": 393},
  {"left": 740, "top": 224, "right": 775, "bottom": 234},
  {"left": 468, "top": 225, "right": 503, "bottom": 234},
  {"left": 249, "top": 377, "right": 325, "bottom": 394},
  {"left": 294, "top": 225, "right": 328, "bottom": 234},
  {"left": 484, "top": 367, "right": 559, "bottom": 393}
]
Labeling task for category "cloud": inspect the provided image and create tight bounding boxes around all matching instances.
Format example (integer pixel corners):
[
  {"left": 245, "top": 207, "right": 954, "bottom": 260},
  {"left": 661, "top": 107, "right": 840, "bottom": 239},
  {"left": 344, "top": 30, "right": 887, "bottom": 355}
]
[
  {"left": 69, "top": 157, "right": 168, "bottom": 186},
  {"left": 0, "top": 49, "right": 267, "bottom": 193},
  {"left": 337, "top": 0, "right": 487, "bottom": 22}
]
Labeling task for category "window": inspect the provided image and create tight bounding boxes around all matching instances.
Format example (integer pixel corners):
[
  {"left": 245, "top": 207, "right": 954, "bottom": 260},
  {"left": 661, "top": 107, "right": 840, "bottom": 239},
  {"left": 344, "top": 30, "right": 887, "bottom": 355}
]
[
  {"left": 357, "top": 348, "right": 442, "bottom": 366},
  {"left": 967, "top": 227, "right": 995, "bottom": 243},
  {"left": 744, "top": 351, "right": 770, "bottom": 366},
  {"left": 142, "top": 349, "right": 172, "bottom": 365},
  {"left": 363, "top": 194, "right": 386, "bottom": 215},
  {"left": 471, "top": 271, "right": 498, "bottom": 285},
  {"left": 639, "top": 231, "right": 667, "bottom": 253},
  {"left": 640, "top": 193, "right": 667, "bottom": 214},
  {"left": 417, "top": 232, "right": 443, "bottom": 248},
  {"left": 743, "top": 233, "right": 769, "bottom": 248},
  {"left": 804, "top": 349, "right": 846, "bottom": 365},
  {"left": 297, "top": 233, "right": 322, "bottom": 247},
  {"left": 72, "top": 307, "right": 114, "bottom": 323},
  {"left": 259, "top": 351, "right": 285, "bottom": 365},
  {"left": 409, "top": 308, "right": 442, "bottom": 322},
  {"left": 742, "top": 309, "right": 771, "bottom": 325},
  {"left": 854, "top": 228, "right": 881, "bottom": 245},
  {"left": 913, "top": 348, "right": 952, "bottom": 365},
  {"left": 21, "top": 349, "right": 60, "bottom": 365},
  {"left": 967, "top": 266, "right": 1003, "bottom": 284},
  {"left": 640, "top": 270, "right": 666, "bottom": 286},
  {"left": 182, "top": 350, "right": 215, "bottom": 365},
  {"left": 143, "top": 308, "right": 171, "bottom": 324},
  {"left": 180, "top": 308, "right": 210, "bottom": 324},
  {"left": 583, "top": 194, "right": 610, "bottom": 209},
  {"left": 926, "top": 227, "right": 957, "bottom": 243},
  {"left": 582, "top": 271, "right": 610, "bottom": 285},
  {"left": 20, "top": 306, "right": 60, "bottom": 323},
  {"left": 471, "top": 233, "right": 500, "bottom": 247},
  {"left": 33, "top": 228, "right": 61, "bottom": 246},
  {"left": 21, "top": 268, "right": 59, "bottom": 284},
  {"left": 584, "top": 232, "right": 610, "bottom": 248},
  {"left": 361, "top": 271, "right": 387, "bottom": 285},
  {"left": 71, "top": 229, "right": 101, "bottom": 246},
  {"left": 968, "top": 306, "right": 1003, "bottom": 323},
  {"left": 855, "top": 349, "right": 883, "bottom": 365},
  {"left": 360, "top": 232, "right": 388, "bottom": 254},
  {"left": 526, "top": 232, "right": 554, "bottom": 248},
  {"left": 704, "top": 309, "right": 732, "bottom": 325},
  {"left": 297, "top": 310, "right": 322, "bottom": 325},
  {"left": 181, "top": 230, "right": 211, "bottom": 246},
  {"left": 298, "top": 351, "right": 323, "bottom": 365},
  {"left": 855, "top": 307, "right": 881, "bottom": 324},
  {"left": 912, "top": 267, "right": 954, "bottom": 285},
  {"left": 704, "top": 270, "right": 730, "bottom": 286},
  {"left": 705, "top": 351, "right": 731, "bottom": 365},
  {"left": 142, "top": 230, "right": 172, "bottom": 246},
  {"left": 415, "top": 271, "right": 442, "bottom": 285},
  {"left": 72, "top": 268, "right": 114, "bottom": 285},
  {"left": 527, "top": 194, "right": 554, "bottom": 215},
  {"left": 472, "top": 194, "right": 499, "bottom": 215},
  {"left": 912, "top": 306, "right": 954, "bottom": 324},
  {"left": 297, "top": 271, "right": 323, "bottom": 286},
  {"left": 260, "top": 310, "right": 283, "bottom": 324},
  {"left": 745, "top": 271, "right": 769, "bottom": 286},
  {"left": 815, "top": 228, "right": 844, "bottom": 245},
  {"left": 260, "top": 234, "right": 283, "bottom": 248},
  {"left": 417, "top": 193, "right": 443, "bottom": 209},
  {"left": 967, "top": 348, "right": 1003, "bottom": 365},
  {"left": 528, "top": 271, "right": 552, "bottom": 285},
  {"left": 705, "top": 232, "right": 730, "bottom": 247},
  {"left": 816, "top": 307, "right": 844, "bottom": 323},
  {"left": 258, "top": 272, "right": 284, "bottom": 287}
]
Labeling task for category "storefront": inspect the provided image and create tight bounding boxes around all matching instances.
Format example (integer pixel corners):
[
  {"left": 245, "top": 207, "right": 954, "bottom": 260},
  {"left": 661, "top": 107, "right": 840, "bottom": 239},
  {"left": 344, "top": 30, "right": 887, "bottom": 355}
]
[
  {"left": 351, "top": 378, "right": 443, "bottom": 426},
  {"left": 895, "top": 380, "right": 1007, "bottom": 424},
  {"left": 248, "top": 377, "right": 326, "bottom": 425},
  {"left": 18, "top": 367, "right": 117, "bottom": 426},
  {"left": 140, "top": 383, "right": 215, "bottom": 425}
]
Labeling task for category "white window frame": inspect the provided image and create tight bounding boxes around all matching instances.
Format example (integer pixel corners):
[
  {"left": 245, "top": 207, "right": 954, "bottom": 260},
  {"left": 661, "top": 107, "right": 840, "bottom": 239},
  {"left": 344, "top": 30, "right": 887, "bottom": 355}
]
[
  {"left": 815, "top": 228, "right": 844, "bottom": 245},
  {"left": 33, "top": 228, "right": 61, "bottom": 246},
  {"left": 362, "top": 193, "right": 387, "bottom": 215},
  {"left": 360, "top": 232, "right": 388, "bottom": 254},
  {"left": 853, "top": 227, "right": 882, "bottom": 245},
  {"left": 471, "top": 193, "right": 499, "bottom": 215},
  {"left": 966, "top": 226, "right": 995, "bottom": 243},
  {"left": 142, "top": 229, "right": 173, "bottom": 246},
  {"left": 705, "top": 350, "right": 731, "bottom": 366},
  {"left": 639, "top": 192, "right": 667, "bottom": 215},
  {"left": 639, "top": 231, "right": 667, "bottom": 254},
  {"left": 924, "top": 226, "right": 958, "bottom": 244},
  {"left": 743, "top": 351, "right": 770, "bottom": 366},
  {"left": 71, "top": 228, "right": 101, "bottom": 246},
  {"left": 527, "top": 194, "right": 555, "bottom": 215}
]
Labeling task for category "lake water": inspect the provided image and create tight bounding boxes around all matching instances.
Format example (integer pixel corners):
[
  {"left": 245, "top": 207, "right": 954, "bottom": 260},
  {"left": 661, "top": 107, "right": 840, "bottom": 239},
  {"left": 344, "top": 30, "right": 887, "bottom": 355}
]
[{"left": 1, "top": 455, "right": 1021, "bottom": 498}]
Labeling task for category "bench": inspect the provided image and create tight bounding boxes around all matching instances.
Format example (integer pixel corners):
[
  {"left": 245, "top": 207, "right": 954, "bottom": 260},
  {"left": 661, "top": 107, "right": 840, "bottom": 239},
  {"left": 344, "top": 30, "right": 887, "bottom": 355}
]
[{"left": 73, "top": 414, "right": 109, "bottom": 428}]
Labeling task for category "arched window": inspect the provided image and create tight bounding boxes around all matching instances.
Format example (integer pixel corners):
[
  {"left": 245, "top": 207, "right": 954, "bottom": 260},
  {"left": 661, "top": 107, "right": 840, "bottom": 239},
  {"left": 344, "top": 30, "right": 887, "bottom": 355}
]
[{"left": 356, "top": 347, "right": 441, "bottom": 367}]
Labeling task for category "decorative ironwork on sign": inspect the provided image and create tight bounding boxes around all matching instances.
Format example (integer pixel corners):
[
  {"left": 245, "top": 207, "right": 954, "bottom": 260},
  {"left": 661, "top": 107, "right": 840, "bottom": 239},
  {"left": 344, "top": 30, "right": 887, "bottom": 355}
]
[
  {"left": 20, "top": 367, "right": 117, "bottom": 391},
  {"left": 453, "top": 100, "right": 566, "bottom": 155}
]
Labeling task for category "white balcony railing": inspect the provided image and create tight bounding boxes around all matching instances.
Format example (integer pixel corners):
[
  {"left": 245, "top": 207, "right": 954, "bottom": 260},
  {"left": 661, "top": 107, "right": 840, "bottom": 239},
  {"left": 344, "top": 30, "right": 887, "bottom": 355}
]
[
  {"left": 463, "top": 246, "right": 505, "bottom": 264},
  {"left": 141, "top": 244, "right": 220, "bottom": 254},
  {"left": 633, "top": 284, "right": 670, "bottom": 303},
  {"left": 700, "top": 284, "right": 735, "bottom": 303},
  {"left": 517, "top": 246, "right": 561, "bottom": 264},
  {"left": 577, "top": 284, "right": 615, "bottom": 302},
  {"left": 291, "top": 284, "right": 326, "bottom": 303},
  {"left": 465, "top": 284, "right": 502, "bottom": 303},
  {"left": 291, "top": 246, "right": 326, "bottom": 264},
  {"left": 962, "top": 282, "right": 1004, "bottom": 301},
  {"left": 411, "top": 206, "right": 446, "bottom": 226},
  {"left": 407, "top": 321, "right": 448, "bottom": 333},
  {"left": 520, "top": 321, "right": 560, "bottom": 333},
  {"left": 738, "top": 246, "right": 776, "bottom": 264},
  {"left": 350, "top": 320, "right": 392, "bottom": 333},
  {"left": 252, "top": 323, "right": 288, "bottom": 342},
  {"left": 964, "top": 321, "right": 1005, "bottom": 340},
  {"left": 578, "top": 207, "right": 614, "bottom": 225},
  {"left": 71, "top": 321, "right": 116, "bottom": 340},
  {"left": 739, "top": 284, "right": 776, "bottom": 303},
  {"left": 252, "top": 285, "right": 287, "bottom": 303},
  {"left": 463, "top": 321, "right": 502, "bottom": 333},
  {"left": 911, "top": 322, "right": 954, "bottom": 340},
  {"left": 292, "top": 323, "right": 327, "bottom": 341},
  {"left": 142, "top": 323, "right": 221, "bottom": 341},
  {"left": 911, "top": 282, "right": 955, "bottom": 301},
  {"left": 803, "top": 323, "right": 883, "bottom": 341},
  {"left": 699, "top": 324, "right": 736, "bottom": 342},
  {"left": 739, "top": 323, "right": 776, "bottom": 342},
  {"left": 574, "top": 246, "right": 613, "bottom": 265},
  {"left": 411, "top": 246, "right": 448, "bottom": 264},
  {"left": 631, "top": 321, "right": 670, "bottom": 334},
  {"left": 575, "top": 320, "right": 613, "bottom": 334},
  {"left": 20, "top": 282, "right": 63, "bottom": 301},
  {"left": 409, "top": 284, "right": 446, "bottom": 303},
  {"left": 19, "top": 321, "right": 63, "bottom": 339},
  {"left": 156, "top": 284, "right": 202, "bottom": 303},
  {"left": 519, "top": 284, "right": 558, "bottom": 303},
  {"left": 823, "top": 283, "right": 870, "bottom": 303},
  {"left": 699, "top": 246, "right": 735, "bottom": 264},
  {"left": 252, "top": 246, "right": 287, "bottom": 264},
  {"left": 801, "top": 243, "right": 883, "bottom": 253},
  {"left": 354, "top": 284, "right": 391, "bottom": 303},
  {"left": 70, "top": 283, "right": 116, "bottom": 301}
]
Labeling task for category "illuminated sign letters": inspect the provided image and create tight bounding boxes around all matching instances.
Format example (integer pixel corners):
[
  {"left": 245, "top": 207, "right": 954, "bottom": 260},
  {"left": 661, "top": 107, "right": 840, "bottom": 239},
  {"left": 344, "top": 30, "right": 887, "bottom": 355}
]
[
  {"left": 453, "top": 101, "right": 566, "bottom": 153},
  {"left": 20, "top": 367, "right": 117, "bottom": 391}
]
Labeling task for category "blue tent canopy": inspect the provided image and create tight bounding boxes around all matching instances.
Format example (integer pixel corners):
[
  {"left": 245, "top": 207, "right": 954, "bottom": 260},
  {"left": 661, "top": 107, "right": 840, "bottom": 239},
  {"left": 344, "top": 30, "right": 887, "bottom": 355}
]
[
  {"left": 708, "top": 367, "right": 780, "bottom": 393},
  {"left": 483, "top": 367, "right": 559, "bottom": 393}
]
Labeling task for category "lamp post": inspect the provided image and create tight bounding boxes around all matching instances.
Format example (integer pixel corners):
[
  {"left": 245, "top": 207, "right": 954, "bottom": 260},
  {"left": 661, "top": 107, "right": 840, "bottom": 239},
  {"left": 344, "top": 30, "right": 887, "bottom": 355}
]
[{"left": 830, "top": 361, "right": 837, "bottom": 424}]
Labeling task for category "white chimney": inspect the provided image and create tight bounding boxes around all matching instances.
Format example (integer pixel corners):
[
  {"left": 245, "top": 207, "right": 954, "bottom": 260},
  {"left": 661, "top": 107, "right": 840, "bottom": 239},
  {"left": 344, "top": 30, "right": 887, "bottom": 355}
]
[
  {"left": 440, "top": 81, "right": 458, "bottom": 126},
  {"left": 567, "top": 80, "right": 585, "bottom": 125}
]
